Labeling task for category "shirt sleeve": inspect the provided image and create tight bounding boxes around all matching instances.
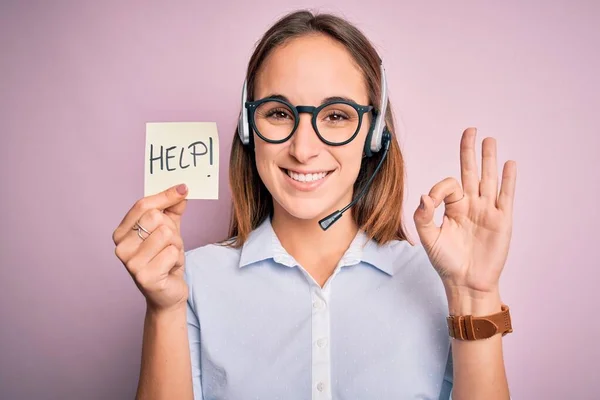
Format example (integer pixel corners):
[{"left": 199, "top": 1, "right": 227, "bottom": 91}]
[
  {"left": 187, "top": 302, "right": 203, "bottom": 399},
  {"left": 185, "top": 259, "right": 203, "bottom": 400},
  {"left": 440, "top": 345, "right": 453, "bottom": 400}
]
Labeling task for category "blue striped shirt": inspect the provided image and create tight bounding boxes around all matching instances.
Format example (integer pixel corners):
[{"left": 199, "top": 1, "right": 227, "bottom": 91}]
[{"left": 184, "top": 217, "right": 453, "bottom": 399}]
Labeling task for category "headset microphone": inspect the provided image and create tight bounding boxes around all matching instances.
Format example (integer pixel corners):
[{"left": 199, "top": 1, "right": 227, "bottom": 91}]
[{"left": 318, "top": 130, "right": 391, "bottom": 231}]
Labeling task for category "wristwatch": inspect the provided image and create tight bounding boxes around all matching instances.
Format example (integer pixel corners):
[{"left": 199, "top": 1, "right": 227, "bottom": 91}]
[{"left": 447, "top": 304, "right": 513, "bottom": 340}]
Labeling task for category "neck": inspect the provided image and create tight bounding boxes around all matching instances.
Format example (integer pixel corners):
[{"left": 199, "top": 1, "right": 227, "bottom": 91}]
[{"left": 271, "top": 202, "right": 359, "bottom": 286}]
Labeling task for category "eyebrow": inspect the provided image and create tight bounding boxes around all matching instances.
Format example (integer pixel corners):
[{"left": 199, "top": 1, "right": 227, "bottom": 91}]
[{"left": 264, "top": 93, "right": 360, "bottom": 105}]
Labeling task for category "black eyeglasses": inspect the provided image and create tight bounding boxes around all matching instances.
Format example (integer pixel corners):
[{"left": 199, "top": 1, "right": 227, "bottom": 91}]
[{"left": 245, "top": 97, "right": 374, "bottom": 146}]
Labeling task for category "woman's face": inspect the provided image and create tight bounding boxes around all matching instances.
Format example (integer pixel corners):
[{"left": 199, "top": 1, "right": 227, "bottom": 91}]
[{"left": 253, "top": 34, "right": 371, "bottom": 222}]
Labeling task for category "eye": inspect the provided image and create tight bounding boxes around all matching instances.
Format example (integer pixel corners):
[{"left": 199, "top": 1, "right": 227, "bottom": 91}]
[
  {"left": 266, "top": 108, "right": 293, "bottom": 120},
  {"left": 323, "top": 111, "right": 349, "bottom": 122}
]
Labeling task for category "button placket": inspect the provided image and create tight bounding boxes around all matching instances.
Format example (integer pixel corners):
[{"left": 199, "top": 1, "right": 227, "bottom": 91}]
[
  {"left": 311, "top": 287, "right": 332, "bottom": 400},
  {"left": 313, "top": 299, "right": 325, "bottom": 310}
]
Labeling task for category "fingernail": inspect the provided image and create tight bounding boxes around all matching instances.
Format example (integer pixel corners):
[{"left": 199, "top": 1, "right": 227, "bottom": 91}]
[{"left": 176, "top": 184, "right": 187, "bottom": 195}]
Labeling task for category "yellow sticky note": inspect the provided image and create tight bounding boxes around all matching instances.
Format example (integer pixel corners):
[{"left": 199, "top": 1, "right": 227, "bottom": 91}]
[{"left": 144, "top": 122, "right": 219, "bottom": 199}]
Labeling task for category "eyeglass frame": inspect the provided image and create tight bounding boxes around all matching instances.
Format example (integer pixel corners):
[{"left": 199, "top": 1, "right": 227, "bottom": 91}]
[{"left": 244, "top": 97, "right": 375, "bottom": 147}]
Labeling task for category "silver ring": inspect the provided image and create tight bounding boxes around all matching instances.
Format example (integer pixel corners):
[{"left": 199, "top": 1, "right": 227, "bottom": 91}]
[{"left": 133, "top": 221, "right": 151, "bottom": 241}]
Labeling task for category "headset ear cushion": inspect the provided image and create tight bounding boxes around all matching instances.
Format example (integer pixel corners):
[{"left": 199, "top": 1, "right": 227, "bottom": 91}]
[
  {"left": 363, "top": 113, "right": 377, "bottom": 158},
  {"left": 238, "top": 111, "right": 253, "bottom": 147}
]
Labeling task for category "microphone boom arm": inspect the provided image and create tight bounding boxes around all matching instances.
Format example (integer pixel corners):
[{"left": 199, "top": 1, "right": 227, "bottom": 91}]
[{"left": 318, "top": 131, "right": 392, "bottom": 231}]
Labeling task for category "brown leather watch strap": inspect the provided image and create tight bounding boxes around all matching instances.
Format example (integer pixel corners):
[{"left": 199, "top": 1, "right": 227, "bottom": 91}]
[{"left": 447, "top": 304, "right": 513, "bottom": 340}]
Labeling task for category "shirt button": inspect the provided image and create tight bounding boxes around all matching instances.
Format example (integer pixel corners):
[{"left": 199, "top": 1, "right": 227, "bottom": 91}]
[
  {"left": 317, "top": 338, "right": 328, "bottom": 348},
  {"left": 317, "top": 382, "right": 325, "bottom": 392},
  {"left": 313, "top": 300, "right": 325, "bottom": 309}
]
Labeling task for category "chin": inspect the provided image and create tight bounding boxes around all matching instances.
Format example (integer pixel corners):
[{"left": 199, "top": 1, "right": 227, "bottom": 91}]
[{"left": 272, "top": 193, "right": 345, "bottom": 223}]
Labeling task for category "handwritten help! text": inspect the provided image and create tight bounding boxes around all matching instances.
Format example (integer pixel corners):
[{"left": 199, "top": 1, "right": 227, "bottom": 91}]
[{"left": 144, "top": 122, "right": 219, "bottom": 200}]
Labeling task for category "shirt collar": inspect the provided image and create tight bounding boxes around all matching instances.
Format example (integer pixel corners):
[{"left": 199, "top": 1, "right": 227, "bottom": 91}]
[
  {"left": 238, "top": 216, "right": 396, "bottom": 276},
  {"left": 238, "top": 216, "right": 297, "bottom": 268}
]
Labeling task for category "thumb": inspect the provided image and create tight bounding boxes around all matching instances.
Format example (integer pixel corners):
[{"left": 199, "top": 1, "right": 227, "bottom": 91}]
[
  {"left": 165, "top": 198, "right": 188, "bottom": 219},
  {"left": 413, "top": 194, "right": 440, "bottom": 249},
  {"left": 164, "top": 184, "right": 188, "bottom": 227},
  {"left": 146, "top": 183, "right": 189, "bottom": 212}
]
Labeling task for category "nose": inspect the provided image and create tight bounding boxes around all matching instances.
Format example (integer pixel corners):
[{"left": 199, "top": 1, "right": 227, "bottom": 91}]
[{"left": 288, "top": 114, "right": 321, "bottom": 163}]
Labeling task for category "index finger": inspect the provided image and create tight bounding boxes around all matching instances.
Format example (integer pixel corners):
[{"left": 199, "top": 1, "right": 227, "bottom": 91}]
[{"left": 113, "top": 184, "right": 188, "bottom": 245}]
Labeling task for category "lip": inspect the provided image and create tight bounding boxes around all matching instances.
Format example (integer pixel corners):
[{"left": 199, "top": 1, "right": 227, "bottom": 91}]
[{"left": 281, "top": 168, "right": 333, "bottom": 192}]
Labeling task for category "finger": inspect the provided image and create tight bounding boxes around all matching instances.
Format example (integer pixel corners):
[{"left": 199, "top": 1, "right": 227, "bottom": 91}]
[
  {"left": 124, "top": 225, "right": 183, "bottom": 277},
  {"left": 135, "top": 245, "right": 180, "bottom": 291},
  {"left": 148, "top": 244, "right": 185, "bottom": 277},
  {"left": 165, "top": 199, "right": 188, "bottom": 230},
  {"left": 139, "top": 225, "right": 184, "bottom": 263},
  {"left": 149, "top": 244, "right": 183, "bottom": 278},
  {"left": 497, "top": 160, "right": 517, "bottom": 213},
  {"left": 113, "top": 184, "right": 188, "bottom": 244},
  {"left": 428, "top": 177, "right": 464, "bottom": 208},
  {"left": 139, "top": 208, "right": 178, "bottom": 234},
  {"left": 413, "top": 194, "right": 440, "bottom": 250},
  {"left": 460, "top": 128, "right": 479, "bottom": 196},
  {"left": 479, "top": 137, "right": 498, "bottom": 201},
  {"left": 115, "top": 209, "right": 180, "bottom": 265}
]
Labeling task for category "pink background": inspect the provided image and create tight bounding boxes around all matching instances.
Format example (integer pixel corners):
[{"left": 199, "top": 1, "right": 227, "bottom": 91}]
[{"left": 1, "top": 1, "right": 598, "bottom": 399}]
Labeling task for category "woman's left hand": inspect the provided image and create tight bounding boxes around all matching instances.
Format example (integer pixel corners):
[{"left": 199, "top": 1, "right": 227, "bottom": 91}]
[{"left": 413, "top": 127, "right": 517, "bottom": 306}]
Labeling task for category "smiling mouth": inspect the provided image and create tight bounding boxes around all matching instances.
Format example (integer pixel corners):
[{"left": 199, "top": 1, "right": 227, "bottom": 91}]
[{"left": 281, "top": 168, "right": 333, "bottom": 183}]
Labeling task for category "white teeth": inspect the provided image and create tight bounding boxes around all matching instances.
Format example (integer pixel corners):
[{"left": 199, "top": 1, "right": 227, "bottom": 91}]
[{"left": 286, "top": 170, "right": 328, "bottom": 183}]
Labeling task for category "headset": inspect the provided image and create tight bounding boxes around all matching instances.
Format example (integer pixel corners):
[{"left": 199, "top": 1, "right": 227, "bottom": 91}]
[
  {"left": 237, "top": 62, "right": 392, "bottom": 231},
  {"left": 238, "top": 63, "right": 389, "bottom": 155}
]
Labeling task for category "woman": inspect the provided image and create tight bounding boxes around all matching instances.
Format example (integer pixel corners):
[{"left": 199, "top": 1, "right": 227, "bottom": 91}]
[{"left": 113, "top": 10, "right": 516, "bottom": 400}]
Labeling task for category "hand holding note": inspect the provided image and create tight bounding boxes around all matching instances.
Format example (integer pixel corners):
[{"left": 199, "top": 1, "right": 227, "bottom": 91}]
[
  {"left": 113, "top": 184, "right": 190, "bottom": 313},
  {"left": 112, "top": 122, "right": 220, "bottom": 311},
  {"left": 145, "top": 122, "right": 220, "bottom": 199}
]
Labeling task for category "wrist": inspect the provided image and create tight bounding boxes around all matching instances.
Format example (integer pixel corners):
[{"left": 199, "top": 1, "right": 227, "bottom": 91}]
[
  {"left": 146, "top": 301, "right": 188, "bottom": 320},
  {"left": 445, "top": 286, "right": 503, "bottom": 316}
]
